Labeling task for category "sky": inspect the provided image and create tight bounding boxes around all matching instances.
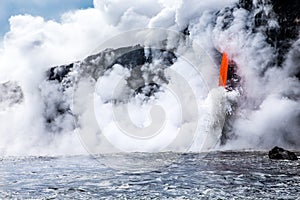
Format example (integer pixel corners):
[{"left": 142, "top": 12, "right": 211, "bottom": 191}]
[{"left": 0, "top": 0, "right": 94, "bottom": 39}]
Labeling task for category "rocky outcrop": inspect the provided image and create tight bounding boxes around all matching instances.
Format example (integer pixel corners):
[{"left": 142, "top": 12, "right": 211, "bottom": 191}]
[
  {"left": 47, "top": 45, "right": 176, "bottom": 84},
  {"left": 220, "top": 0, "right": 300, "bottom": 145},
  {"left": 268, "top": 146, "right": 298, "bottom": 160},
  {"left": 43, "top": 45, "right": 177, "bottom": 132},
  {"left": 239, "top": 0, "right": 300, "bottom": 67}
]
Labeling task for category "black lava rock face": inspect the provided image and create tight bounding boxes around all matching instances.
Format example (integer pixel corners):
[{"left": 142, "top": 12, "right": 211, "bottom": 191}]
[
  {"left": 220, "top": 0, "right": 300, "bottom": 145},
  {"left": 43, "top": 45, "right": 177, "bottom": 133},
  {"left": 47, "top": 45, "right": 176, "bottom": 84},
  {"left": 239, "top": 0, "right": 300, "bottom": 67},
  {"left": 269, "top": 146, "right": 298, "bottom": 160}
]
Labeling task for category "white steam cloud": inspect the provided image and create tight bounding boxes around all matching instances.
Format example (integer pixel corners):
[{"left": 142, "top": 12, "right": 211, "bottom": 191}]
[{"left": 0, "top": 0, "right": 299, "bottom": 155}]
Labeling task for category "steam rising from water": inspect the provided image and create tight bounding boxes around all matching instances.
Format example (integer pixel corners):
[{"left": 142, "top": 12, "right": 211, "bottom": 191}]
[{"left": 0, "top": 0, "right": 299, "bottom": 155}]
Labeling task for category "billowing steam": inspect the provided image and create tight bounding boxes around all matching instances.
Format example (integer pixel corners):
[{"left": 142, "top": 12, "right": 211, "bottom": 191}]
[{"left": 0, "top": 0, "right": 299, "bottom": 155}]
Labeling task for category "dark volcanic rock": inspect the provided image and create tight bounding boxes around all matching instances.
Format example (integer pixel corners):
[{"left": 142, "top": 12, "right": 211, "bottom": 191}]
[
  {"left": 48, "top": 63, "right": 73, "bottom": 82},
  {"left": 220, "top": 0, "right": 300, "bottom": 145},
  {"left": 47, "top": 45, "right": 176, "bottom": 83},
  {"left": 134, "top": 82, "right": 160, "bottom": 97},
  {"left": 43, "top": 45, "right": 177, "bottom": 133},
  {"left": 268, "top": 146, "right": 298, "bottom": 160},
  {"left": 239, "top": 0, "right": 300, "bottom": 66}
]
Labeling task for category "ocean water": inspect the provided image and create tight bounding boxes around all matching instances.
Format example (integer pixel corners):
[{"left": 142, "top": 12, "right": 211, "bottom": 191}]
[{"left": 1, "top": 151, "right": 299, "bottom": 199}]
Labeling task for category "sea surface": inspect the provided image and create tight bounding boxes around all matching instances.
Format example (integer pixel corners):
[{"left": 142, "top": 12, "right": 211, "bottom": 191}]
[{"left": 0, "top": 151, "right": 299, "bottom": 199}]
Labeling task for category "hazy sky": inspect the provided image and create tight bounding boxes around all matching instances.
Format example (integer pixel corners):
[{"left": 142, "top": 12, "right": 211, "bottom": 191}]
[{"left": 0, "top": 0, "right": 93, "bottom": 38}]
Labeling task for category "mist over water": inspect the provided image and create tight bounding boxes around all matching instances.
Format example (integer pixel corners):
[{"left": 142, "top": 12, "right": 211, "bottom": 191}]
[{"left": 0, "top": 0, "right": 299, "bottom": 156}]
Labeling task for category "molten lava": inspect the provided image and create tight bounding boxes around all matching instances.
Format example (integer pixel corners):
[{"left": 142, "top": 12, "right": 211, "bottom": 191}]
[{"left": 219, "top": 52, "right": 229, "bottom": 87}]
